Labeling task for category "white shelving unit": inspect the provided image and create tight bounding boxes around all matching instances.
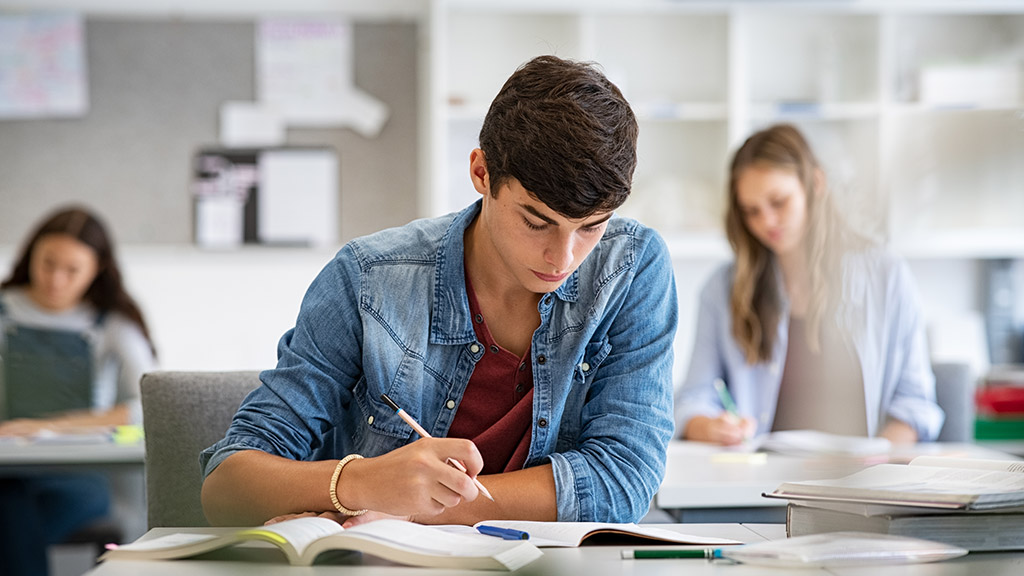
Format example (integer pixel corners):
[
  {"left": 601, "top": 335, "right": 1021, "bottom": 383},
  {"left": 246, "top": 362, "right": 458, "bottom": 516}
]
[{"left": 426, "top": 0, "right": 1024, "bottom": 260}]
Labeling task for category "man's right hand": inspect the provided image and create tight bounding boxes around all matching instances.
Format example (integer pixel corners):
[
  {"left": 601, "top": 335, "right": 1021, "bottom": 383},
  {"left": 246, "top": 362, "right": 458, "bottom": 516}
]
[{"left": 339, "top": 438, "right": 485, "bottom": 518}]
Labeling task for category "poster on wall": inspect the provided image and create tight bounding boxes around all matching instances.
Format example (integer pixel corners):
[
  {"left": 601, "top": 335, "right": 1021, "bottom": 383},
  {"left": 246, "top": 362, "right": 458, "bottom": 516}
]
[{"left": 0, "top": 12, "right": 88, "bottom": 118}]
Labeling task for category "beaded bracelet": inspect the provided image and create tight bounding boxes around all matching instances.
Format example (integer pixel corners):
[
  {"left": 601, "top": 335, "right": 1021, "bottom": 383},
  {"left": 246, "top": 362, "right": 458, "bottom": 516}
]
[{"left": 329, "top": 454, "right": 367, "bottom": 516}]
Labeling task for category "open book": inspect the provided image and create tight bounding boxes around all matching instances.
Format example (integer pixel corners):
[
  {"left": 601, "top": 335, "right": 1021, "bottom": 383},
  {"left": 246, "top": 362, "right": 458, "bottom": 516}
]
[
  {"left": 765, "top": 456, "right": 1024, "bottom": 511},
  {"left": 466, "top": 520, "right": 741, "bottom": 547},
  {"left": 99, "top": 517, "right": 542, "bottom": 570},
  {"left": 744, "top": 429, "right": 892, "bottom": 457}
]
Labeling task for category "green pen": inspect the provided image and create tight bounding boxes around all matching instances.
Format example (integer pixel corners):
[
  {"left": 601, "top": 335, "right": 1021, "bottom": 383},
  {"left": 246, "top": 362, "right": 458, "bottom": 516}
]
[
  {"left": 713, "top": 378, "right": 739, "bottom": 417},
  {"left": 621, "top": 549, "right": 724, "bottom": 559}
]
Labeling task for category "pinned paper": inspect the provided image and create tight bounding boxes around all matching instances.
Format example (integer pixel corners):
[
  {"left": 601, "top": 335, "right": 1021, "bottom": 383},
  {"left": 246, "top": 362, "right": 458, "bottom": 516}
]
[
  {"left": 256, "top": 18, "right": 389, "bottom": 137},
  {"left": 219, "top": 101, "right": 285, "bottom": 147}
]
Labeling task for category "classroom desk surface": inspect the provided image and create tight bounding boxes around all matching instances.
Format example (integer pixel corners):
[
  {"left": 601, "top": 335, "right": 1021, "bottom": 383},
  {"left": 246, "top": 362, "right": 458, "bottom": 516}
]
[
  {"left": 0, "top": 437, "right": 143, "bottom": 471},
  {"left": 655, "top": 440, "right": 1020, "bottom": 523},
  {"left": 85, "top": 524, "right": 811, "bottom": 576},
  {"left": 84, "top": 523, "right": 1024, "bottom": 576},
  {"left": 0, "top": 435, "right": 148, "bottom": 541}
]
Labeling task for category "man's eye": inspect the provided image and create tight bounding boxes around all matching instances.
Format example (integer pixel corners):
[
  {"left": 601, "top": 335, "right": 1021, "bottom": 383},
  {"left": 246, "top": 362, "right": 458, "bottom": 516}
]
[{"left": 523, "top": 218, "right": 546, "bottom": 231}]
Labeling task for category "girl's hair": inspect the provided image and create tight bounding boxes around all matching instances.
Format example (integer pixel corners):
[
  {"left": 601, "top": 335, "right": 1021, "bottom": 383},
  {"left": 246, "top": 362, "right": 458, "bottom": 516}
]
[
  {"left": 725, "top": 124, "right": 861, "bottom": 364},
  {"left": 2, "top": 206, "right": 156, "bottom": 354}
]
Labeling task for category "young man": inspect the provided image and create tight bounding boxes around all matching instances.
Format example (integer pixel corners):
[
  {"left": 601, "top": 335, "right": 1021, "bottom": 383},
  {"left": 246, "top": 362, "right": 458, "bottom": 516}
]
[{"left": 200, "top": 55, "right": 677, "bottom": 527}]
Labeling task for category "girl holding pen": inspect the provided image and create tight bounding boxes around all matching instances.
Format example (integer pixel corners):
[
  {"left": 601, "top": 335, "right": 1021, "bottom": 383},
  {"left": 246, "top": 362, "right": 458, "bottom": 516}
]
[{"left": 675, "top": 124, "right": 943, "bottom": 446}]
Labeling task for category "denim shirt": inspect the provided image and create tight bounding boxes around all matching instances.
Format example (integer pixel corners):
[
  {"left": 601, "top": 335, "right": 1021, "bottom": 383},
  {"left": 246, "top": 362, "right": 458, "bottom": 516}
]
[
  {"left": 674, "top": 246, "right": 944, "bottom": 441},
  {"left": 201, "top": 201, "right": 678, "bottom": 523}
]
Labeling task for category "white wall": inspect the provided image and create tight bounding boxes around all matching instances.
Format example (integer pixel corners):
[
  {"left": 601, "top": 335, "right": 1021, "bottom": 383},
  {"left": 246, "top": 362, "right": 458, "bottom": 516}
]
[
  {"left": 1, "top": 246, "right": 1007, "bottom": 377},
  {"left": 0, "top": 245, "right": 332, "bottom": 371}
]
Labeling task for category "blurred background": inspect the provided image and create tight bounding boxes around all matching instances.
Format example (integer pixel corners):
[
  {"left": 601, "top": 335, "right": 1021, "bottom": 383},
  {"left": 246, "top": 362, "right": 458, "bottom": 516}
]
[
  {"left": 3, "top": 1, "right": 1024, "bottom": 574},
  {"left": 0, "top": 0, "right": 1022, "bottom": 400}
]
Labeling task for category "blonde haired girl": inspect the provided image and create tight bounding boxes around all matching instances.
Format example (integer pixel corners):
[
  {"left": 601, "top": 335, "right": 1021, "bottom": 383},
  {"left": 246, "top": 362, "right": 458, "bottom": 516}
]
[{"left": 676, "top": 124, "right": 943, "bottom": 445}]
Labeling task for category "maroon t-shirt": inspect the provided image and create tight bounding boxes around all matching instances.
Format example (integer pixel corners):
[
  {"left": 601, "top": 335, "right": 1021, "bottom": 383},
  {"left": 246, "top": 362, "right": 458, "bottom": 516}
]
[{"left": 447, "top": 275, "right": 534, "bottom": 474}]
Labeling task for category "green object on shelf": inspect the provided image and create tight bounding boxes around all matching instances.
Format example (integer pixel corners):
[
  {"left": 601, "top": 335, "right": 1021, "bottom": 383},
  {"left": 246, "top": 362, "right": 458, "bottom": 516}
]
[{"left": 974, "top": 417, "right": 1024, "bottom": 440}]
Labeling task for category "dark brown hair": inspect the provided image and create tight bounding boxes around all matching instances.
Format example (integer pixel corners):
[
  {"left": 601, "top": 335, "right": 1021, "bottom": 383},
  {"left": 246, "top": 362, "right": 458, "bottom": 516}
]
[
  {"left": 2, "top": 206, "right": 155, "bottom": 354},
  {"left": 478, "top": 55, "right": 638, "bottom": 218}
]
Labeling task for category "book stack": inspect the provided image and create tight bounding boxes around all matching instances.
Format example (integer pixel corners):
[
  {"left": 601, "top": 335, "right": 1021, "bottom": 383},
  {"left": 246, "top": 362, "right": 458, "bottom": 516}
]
[
  {"left": 765, "top": 456, "right": 1024, "bottom": 552},
  {"left": 975, "top": 369, "right": 1024, "bottom": 440}
]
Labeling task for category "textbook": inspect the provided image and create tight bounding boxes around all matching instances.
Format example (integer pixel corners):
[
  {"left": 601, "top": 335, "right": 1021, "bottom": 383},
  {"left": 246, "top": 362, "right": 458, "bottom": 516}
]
[
  {"left": 99, "top": 517, "right": 542, "bottom": 570},
  {"left": 786, "top": 502, "right": 1024, "bottom": 551},
  {"left": 765, "top": 456, "right": 1024, "bottom": 511},
  {"left": 469, "top": 520, "right": 742, "bottom": 547}
]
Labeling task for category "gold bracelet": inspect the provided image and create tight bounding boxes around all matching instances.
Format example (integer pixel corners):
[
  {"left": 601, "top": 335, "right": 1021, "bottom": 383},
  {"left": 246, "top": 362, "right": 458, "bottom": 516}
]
[{"left": 329, "top": 454, "right": 367, "bottom": 516}]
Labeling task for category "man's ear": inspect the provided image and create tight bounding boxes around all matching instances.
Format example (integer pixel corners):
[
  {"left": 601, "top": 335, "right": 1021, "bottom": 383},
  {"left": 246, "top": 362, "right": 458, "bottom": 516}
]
[{"left": 469, "top": 149, "right": 490, "bottom": 196}]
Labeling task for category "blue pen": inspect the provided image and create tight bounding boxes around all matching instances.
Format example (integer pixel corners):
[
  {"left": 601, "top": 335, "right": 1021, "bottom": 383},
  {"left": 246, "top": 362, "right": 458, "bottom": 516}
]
[{"left": 477, "top": 525, "right": 530, "bottom": 541}]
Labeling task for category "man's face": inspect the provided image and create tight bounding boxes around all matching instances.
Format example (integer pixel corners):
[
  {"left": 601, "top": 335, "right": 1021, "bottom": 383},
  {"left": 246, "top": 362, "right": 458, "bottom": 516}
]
[{"left": 479, "top": 177, "right": 612, "bottom": 295}]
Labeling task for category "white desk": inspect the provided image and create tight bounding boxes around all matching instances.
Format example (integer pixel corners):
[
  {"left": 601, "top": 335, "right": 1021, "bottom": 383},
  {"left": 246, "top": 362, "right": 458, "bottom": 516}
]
[
  {"left": 0, "top": 438, "right": 143, "bottom": 470},
  {"left": 84, "top": 523, "right": 1024, "bottom": 576},
  {"left": 85, "top": 523, "right": 832, "bottom": 576},
  {"left": 0, "top": 437, "right": 147, "bottom": 541},
  {"left": 656, "top": 440, "right": 1021, "bottom": 523}
]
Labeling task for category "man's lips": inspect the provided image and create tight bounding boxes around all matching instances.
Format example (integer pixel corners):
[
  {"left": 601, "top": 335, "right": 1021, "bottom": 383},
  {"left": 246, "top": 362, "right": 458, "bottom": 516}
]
[{"left": 533, "top": 270, "right": 569, "bottom": 283}]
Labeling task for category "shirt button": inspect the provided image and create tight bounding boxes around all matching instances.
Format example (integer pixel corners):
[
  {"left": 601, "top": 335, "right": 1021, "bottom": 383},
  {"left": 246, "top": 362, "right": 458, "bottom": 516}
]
[
  {"left": 367, "top": 415, "right": 374, "bottom": 425},
  {"left": 446, "top": 399, "right": 456, "bottom": 410},
  {"left": 544, "top": 295, "right": 552, "bottom": 305},
  {"left": 475, "top": 313, "right": 483, "bottom": 324},
  {"left": 490, "top": 344, "right": 499, "bottom": 354},
  {"left": 516, "top": 384, "right": 524, "bottom": 394},
  {"left": 518, "top": 362, "right": 526, "bottom": 372},
  {"left": 537, "top": 355, "right": 546, "bottom": 365},
  {"left": 538, "top": 418, "right": 548, "bottom": 428},
  {"left": 581, "top": 362, "right": 590, "bottom": 372},
  {"left": 470, "top": 344, "right": 480, "bottom": 354}
]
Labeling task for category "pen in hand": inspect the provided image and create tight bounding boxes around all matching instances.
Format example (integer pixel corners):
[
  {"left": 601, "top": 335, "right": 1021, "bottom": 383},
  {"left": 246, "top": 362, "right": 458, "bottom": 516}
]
[
  {"left": 380, "top": 393, "right": 495, "bottom": 502},
  {"left": 713, "top": 379, "right": 739, "bottom": 418}
]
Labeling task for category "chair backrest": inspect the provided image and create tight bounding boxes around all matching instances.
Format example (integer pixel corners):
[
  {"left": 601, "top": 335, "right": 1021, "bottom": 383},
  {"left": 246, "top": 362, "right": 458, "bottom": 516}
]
[
  {"left": 140, "top": 370, "right": 260, "bottom": 528},
  {"left": 932, "top": 361, "right": 976, "bottom": 443}
]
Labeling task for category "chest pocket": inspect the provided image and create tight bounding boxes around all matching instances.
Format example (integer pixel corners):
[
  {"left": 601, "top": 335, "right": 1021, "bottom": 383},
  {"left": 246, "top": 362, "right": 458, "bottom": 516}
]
[
  {"left": 557, "top": 339, "right": 611, "bottom": 449},
  {"left": 3, "top": 323, "right": 94, "bottom": 420}
]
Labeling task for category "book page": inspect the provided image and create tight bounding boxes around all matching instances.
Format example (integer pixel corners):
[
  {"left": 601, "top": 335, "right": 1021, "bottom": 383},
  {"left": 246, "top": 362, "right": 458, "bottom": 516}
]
[
  {"left": 238, "top": 517, "right": 343, "bottom": 558},
  {"left": 758, "top": 430, "right": 891, "bottom": 457},
  {"left": 910, "top": 456, "right": 1024, "bottom": 473},
  {"left": 470, "top": 521, "right": 740, "bottom": 547},
  {"left": 308, "top": 519, "right": 542, "bottom": 570}
]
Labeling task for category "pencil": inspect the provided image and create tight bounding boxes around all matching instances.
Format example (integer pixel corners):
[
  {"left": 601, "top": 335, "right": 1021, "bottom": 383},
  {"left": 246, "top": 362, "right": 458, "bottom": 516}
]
[
  {"left": 380, "top": 393, "right": 495, "bottom": 501},
  {"left": 621, "top": 549, "right": 723, "bottom": 559}
]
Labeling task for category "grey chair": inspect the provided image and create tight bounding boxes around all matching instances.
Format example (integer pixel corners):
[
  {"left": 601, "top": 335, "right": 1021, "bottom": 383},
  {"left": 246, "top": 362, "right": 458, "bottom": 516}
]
[
  {"left": 932, "top": 361, "right": 977, "bottom": 443},
  {"left": 140, "top": 370, "right": 261, "bottom": 528}
]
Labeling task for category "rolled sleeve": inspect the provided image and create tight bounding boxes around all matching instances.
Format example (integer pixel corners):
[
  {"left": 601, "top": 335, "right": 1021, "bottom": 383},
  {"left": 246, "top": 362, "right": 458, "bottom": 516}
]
[{"left": 886, "top": 262, "right": 945, "bottom": 441}]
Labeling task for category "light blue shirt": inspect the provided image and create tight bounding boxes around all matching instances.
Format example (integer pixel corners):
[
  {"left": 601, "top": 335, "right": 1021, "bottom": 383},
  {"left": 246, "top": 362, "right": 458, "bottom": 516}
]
[
  {"left": 201, "top": 200, "right": 678, "bottom": 523},
  {"left": 674, "top": 247, "right": 944, "bottom": 441}
]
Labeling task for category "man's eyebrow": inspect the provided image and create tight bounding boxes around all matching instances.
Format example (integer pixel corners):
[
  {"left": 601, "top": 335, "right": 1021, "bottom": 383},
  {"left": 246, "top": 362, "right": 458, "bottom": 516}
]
[
  {"left": 522, "top": 204, "right": 559, "bottom": 225},
  {"left": 522, "top": 204, "right": 614, "bottom": 228}
]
